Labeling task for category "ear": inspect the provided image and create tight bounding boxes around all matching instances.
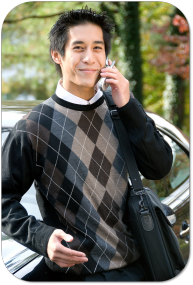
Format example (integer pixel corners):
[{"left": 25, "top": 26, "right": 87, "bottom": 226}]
[{"left": 51, "top": 50, "right": 62, "bottom": 64}]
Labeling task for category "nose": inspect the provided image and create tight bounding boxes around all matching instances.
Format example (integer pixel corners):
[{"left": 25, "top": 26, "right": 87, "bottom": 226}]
[{"left": 82, "top": 48, "right": 95, "bottom": 64}]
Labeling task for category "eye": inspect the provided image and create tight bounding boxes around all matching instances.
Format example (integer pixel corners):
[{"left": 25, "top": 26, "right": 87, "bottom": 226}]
[
  {"left": 94, "top": 46, "right": 102, "bottom": 50},
  {"left": 74, "top": 46, "right": 84, "bottom": 50}
]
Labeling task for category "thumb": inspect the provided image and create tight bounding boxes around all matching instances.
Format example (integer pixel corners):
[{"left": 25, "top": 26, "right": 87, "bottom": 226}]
[{"left": 55, "top": 229, "right": 73, "bottom": 242}]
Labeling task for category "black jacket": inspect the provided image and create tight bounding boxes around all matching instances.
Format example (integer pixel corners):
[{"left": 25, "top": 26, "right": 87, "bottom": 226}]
[{"left": 2, "top": 94, "right": 173, "bottom": 273}]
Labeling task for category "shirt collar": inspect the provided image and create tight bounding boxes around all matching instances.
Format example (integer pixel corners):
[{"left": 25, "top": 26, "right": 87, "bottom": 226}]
[{"left": 55, "top": 78, "right": 103, "bottom": 105}]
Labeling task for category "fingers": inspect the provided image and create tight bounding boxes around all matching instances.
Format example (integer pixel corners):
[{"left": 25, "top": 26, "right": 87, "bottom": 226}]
[
  {"left": 48, "top": 229, "right": 86, "bottom": 257},
  {"left": 49, "top": 250, "right": 88, "bottom": 265},
  {"left": 53, "top": 252, "right": 88, "bottom": 263},
  {"left": 108, "top": 58, "right": 112, "bottom": 66},
  {"left": 107, "top": 58, "right": 116, "bottom": 68},
  {"left": 100, "top": 71, "right": 117, "bottom": 79},
  {"left": 48, "top": 246, "right": 88, "bottom": 268},
  {"left": 48, "top": 238, "right": 87, "bottom": 259},
  {"left": 105, "top": 78, "right": 119, "bottom": 85},
  {"left": 47, "top": 229, "right": 88, "bottom": 269},
  {"left": 100, "top": 70, "right": 118, "bottom": 84},
  {"left": 101, "top": 66, "right": 118, "bottom": 73},
  {"left": 100, "top": 59, "right": 118, "bottom": 79},
  {"left": 54, "top": 229, "right": 73, "bottom": 242},
  {"left": 57, "top": 262, "right": 75, "bottom": 268},
  {"left": 100, "top": 62, "right": 119, "bottom": 88},
  {"left": 57, "top": 242, "right": 86, "bottom": 257}
]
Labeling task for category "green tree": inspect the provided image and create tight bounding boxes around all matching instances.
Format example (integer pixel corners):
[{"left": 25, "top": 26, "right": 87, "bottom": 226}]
[
  {"left": 2, "top": 1, "right": 188, "bottom": 135},
  {"left": 121, "top": 2, "right": 143, "bottom": 103},
  {"left": 148, "top": 7, "right": 189, "bottom": 133},
  {"left": 169, "top": 8, "right": 189, "bottom": 130},
  {"left": 139, "top": 1, "right": 175, "bottom": 115}
]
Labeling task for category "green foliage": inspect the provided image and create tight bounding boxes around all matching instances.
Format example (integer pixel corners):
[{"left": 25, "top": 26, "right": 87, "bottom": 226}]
[
  {"left": 2, "top": 2, "right": 100, "bottom": 100},
  {"left": 139, "top": 1, "right": 175, "bottom": 115},
  {"left": 120, "top": 2, "right": 143, "bottom": 103},
  {"left": 1, "top": 1, "right": 189, "bottom": 135}
]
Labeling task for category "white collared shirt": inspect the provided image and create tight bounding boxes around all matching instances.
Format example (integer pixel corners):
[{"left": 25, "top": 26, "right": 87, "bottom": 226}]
[{"left": 55, "top": 78, "right": 103, "bottom": 105}]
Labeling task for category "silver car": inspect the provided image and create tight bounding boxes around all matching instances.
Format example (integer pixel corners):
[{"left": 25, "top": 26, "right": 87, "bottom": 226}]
[{"left": 1, "top": 101, "right": 189, "bottom": 279}]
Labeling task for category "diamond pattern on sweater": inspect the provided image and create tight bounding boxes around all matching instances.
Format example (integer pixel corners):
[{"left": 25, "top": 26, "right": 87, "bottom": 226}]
[{"left": 16, "top": 97, "right": 140, "bottom": 275}]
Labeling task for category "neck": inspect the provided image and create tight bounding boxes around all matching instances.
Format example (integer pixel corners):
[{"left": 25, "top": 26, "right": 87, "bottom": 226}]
[{"left": 62, "top": 79, "right": 96, "bottom": 101}]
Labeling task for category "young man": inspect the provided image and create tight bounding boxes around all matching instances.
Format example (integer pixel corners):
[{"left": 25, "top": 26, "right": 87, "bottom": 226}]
[{"left": 2, "top": 7, "right": 173, "bottom": 281}]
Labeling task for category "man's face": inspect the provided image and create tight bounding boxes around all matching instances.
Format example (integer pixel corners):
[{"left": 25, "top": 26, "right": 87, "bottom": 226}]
[{"left": 59, "top": 23, "right": 106, "bottom": 94}]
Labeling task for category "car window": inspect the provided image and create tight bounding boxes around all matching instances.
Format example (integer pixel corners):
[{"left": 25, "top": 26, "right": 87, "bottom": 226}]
[
  {"left": 141, "top": 133, "right": 189, "bottom": 200},
  {"left": 173, "top": 201, "right": 189, "bottom": 264},
  {"left": 1, "top": 129, "right": 12, "bottom": 146}
]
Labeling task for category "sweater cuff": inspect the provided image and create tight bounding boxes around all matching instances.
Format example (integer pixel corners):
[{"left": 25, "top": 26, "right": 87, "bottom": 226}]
[
  {"left": 33, "top": 223, "right": 56, "bottom": 258},
  {"left": 117, "top": 97, "right": 147, "bottom": 129}
]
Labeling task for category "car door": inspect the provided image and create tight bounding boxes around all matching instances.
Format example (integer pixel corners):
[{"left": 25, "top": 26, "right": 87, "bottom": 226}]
[{"left": 141, "top": 131, "right": 189, "bottom": 263}]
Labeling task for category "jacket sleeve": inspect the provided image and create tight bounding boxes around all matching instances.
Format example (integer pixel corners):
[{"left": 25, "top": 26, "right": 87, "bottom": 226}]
[
  {"left": 117, "top": 97, "right": 173, "bottom": 180},
  {"left": 2, "top": 125, "right": 56, "bottom": 257}
]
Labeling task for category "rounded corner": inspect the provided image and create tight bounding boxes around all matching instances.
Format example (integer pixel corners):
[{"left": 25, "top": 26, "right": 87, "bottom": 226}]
[
  {"left": 159, "top": 1, "right": 190, "bottom": 29},
  {"left": 0, "top": 256, "right": 20, "bottom": 282},
  {"left": 1, "top": 1, "right": 27, "bottom": 27}
]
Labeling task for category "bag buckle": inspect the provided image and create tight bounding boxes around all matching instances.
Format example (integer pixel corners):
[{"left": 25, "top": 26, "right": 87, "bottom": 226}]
[
  {"left": 110, "top": 109, "right": 120, "bottom": 119},
  {"left": 139, "top": 194, "right": 148, "bottom": 212}
]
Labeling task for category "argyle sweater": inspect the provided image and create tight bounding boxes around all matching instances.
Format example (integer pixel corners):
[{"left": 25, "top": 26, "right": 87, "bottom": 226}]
[{"left": 2, "top": 94, "right": 173, "bottom": 275}]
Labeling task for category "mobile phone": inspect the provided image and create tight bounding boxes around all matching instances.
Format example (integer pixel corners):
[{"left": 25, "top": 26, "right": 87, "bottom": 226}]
[{"left": 99, "top": 58, "right": 115, "bottom": 91}]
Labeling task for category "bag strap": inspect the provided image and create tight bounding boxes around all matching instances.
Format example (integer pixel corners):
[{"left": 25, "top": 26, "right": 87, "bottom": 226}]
[{"left": 103, "top": 88, "right": 143, "bottom": 191}]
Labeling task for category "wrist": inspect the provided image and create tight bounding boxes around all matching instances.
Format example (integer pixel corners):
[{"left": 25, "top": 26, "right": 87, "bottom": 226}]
[{"left": 116, "top": 98, "right": 130, "bottom": 108}]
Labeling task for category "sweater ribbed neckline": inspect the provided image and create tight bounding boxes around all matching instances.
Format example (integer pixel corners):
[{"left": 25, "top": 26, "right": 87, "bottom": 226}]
[{"left": 52, "top": 93, "right": 105, "bottom": 111}]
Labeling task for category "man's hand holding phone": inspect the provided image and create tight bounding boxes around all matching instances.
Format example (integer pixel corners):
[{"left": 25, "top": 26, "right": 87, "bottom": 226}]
[{"left": 100, "top": 59, "right": 130, "bottom": 108}]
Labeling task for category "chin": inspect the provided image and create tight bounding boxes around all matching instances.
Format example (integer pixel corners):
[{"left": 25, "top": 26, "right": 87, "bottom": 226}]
[{"left": 79, "top": 81, "right": 96, "bottom": 88}]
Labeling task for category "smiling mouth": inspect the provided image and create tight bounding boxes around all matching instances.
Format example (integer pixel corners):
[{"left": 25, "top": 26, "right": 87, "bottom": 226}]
[{"left": 79, "top": 69, "right": 97, "bottom": 74}]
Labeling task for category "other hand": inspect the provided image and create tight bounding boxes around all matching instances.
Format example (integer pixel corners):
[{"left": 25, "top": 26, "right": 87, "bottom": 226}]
[{"left": 47, "top": 229, "right": 88, "bottom": 268}]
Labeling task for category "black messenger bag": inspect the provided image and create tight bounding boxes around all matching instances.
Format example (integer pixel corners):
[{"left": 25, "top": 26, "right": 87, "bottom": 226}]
[{"left": 103, "top": 89, "right": 185, "bottom": 281}]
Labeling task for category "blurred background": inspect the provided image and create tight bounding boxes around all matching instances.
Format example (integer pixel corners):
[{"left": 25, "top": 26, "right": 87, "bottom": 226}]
[{"left": 1, "top": 1, "right": 189, "bottom": 136}]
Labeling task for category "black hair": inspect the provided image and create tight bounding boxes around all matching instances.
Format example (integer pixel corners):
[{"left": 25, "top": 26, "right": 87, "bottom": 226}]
[{"left": 48, "top": 6, "right": 114, "bottom": 76}]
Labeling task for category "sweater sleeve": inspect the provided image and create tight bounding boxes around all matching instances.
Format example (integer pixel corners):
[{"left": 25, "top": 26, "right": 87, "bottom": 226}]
[
  {"left": 117, "top": 97, "right": 173, "bottom": 180},
  {"left": 2, "top": 124, "right": 56, "bottom": 257}
]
